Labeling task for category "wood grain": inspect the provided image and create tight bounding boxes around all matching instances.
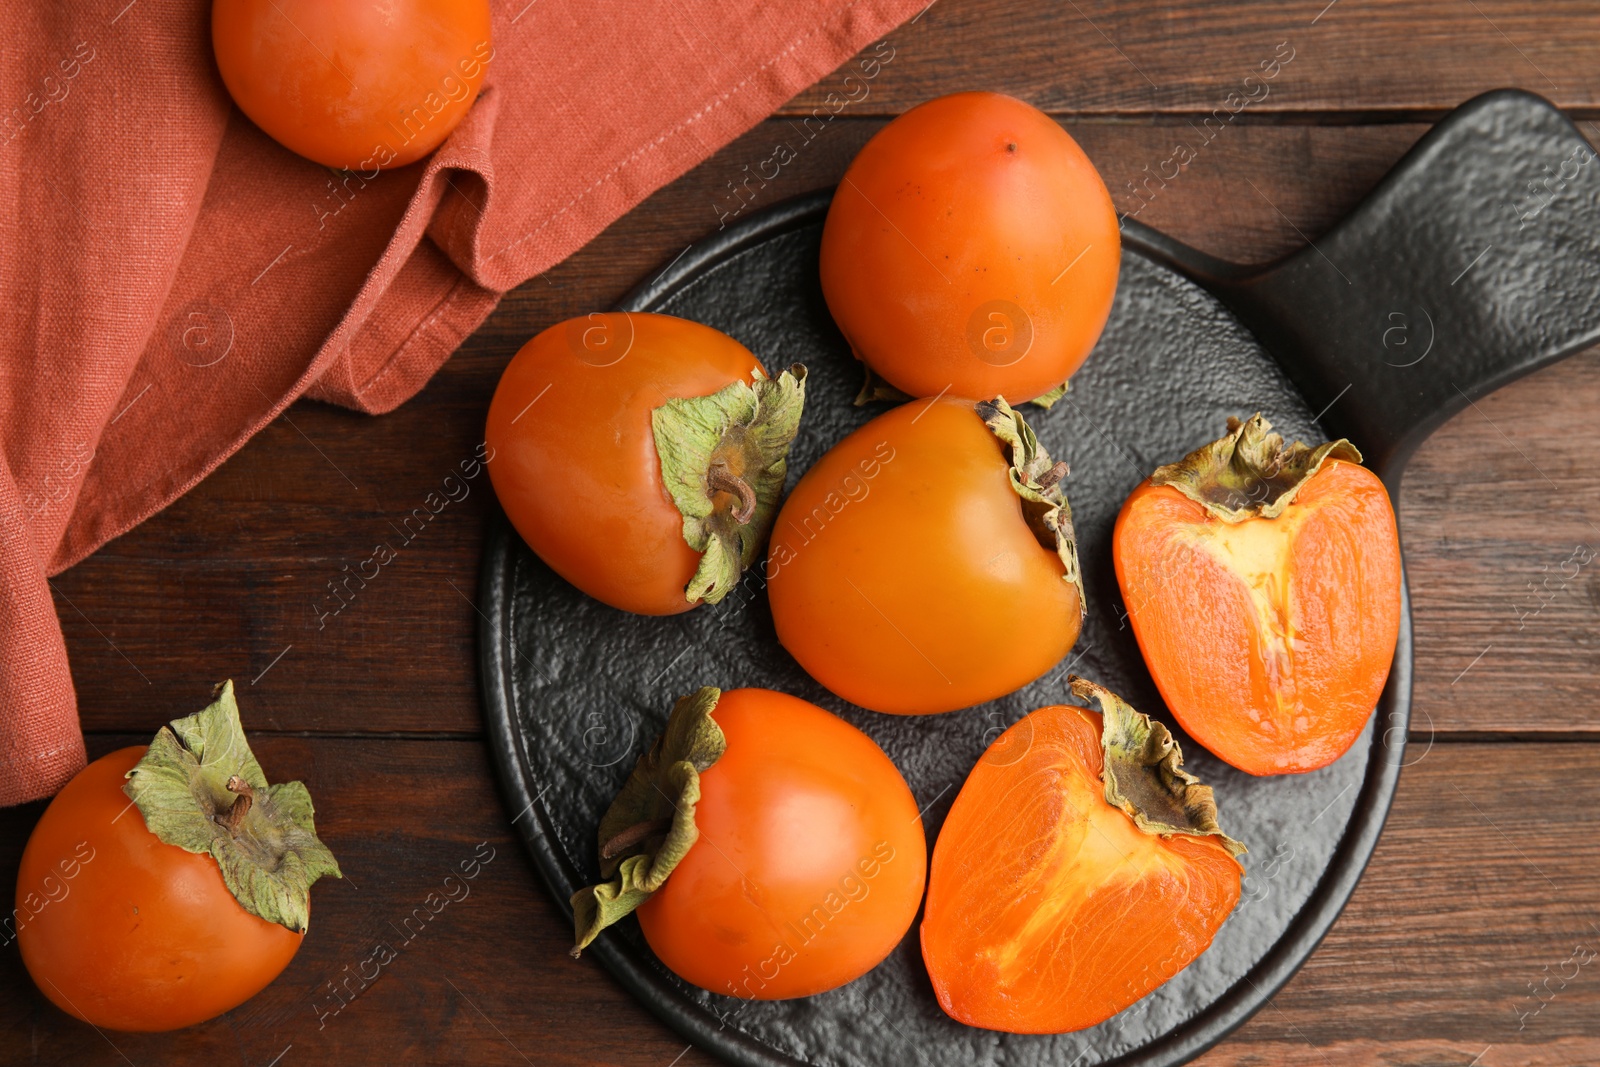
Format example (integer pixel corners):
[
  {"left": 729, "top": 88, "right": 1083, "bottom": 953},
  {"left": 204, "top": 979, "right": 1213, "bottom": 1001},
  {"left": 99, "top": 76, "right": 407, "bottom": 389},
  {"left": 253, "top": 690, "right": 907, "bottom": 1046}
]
[
  {"left": 11, "top": 1, "right": 1600, "bottom": 1063},
  {"left": 0, "top": 736, "right": 683, "bottom": 1067},
  {"left": 783, "top": 0, "right": 1600, "bottom": 117},
  {"left": 4, "top": 738, "right": 1594, "bottom": 1066},
  {"left": 52, "top": 118, "right": 1600, "bottom": 737}
]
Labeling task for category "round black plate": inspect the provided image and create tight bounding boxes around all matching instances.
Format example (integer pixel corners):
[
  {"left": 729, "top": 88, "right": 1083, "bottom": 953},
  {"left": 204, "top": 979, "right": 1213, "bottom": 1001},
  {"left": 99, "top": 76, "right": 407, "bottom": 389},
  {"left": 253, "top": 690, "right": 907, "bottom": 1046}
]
[{"left": 479, "top": 190, "right": 1413, "bottom": 1066}]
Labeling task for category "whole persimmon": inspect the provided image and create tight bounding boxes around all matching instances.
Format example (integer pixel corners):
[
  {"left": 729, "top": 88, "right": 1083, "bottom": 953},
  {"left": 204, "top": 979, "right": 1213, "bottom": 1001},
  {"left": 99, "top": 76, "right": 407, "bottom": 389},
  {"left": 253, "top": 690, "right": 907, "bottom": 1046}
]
[
  {"left": 1114, "top": 414, "right": 1402, "bottom": 775},
  {"left": 820, "top": 91, "right": 1120, "bottom": 405},
  {"left": 213, "top": 0, "right": 494, "bottom": 170},
  {"left": 16, "top": 683, "right": 339, "bottom": 1032},
  {"left": 922, "top": 678, "right": 1244, "bottom": 1034},
  {"left": 766, "top": 396, "right": 1083, "bottom": 714},
  {"left": 570, "top": 687, "right": 926, "bottom": 1000},
  {"left": 486, "top": 312, "right": 806, "bottom": 615}
]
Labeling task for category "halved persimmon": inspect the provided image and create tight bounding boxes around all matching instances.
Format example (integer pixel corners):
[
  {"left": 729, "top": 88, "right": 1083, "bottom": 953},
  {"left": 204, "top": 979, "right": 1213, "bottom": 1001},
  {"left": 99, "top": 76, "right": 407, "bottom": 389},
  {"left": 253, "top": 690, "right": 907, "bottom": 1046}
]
[
  {"left": 921, "top": 678, "right": 1244, "bottom": 1034},
  {"left": 1113, "top": 414, "right": 1402, "bottom": 775}
]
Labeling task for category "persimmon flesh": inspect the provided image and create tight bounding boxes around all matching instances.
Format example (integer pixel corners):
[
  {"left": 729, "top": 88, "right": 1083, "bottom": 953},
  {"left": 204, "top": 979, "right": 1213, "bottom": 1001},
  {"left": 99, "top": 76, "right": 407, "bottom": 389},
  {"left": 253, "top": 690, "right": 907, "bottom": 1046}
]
[
  {"left": 1115, "top": 457, "right": 1401, "bottom": 774},
  {"left": 921, "top": 698, "right": 1242, "bottom": 1033}
]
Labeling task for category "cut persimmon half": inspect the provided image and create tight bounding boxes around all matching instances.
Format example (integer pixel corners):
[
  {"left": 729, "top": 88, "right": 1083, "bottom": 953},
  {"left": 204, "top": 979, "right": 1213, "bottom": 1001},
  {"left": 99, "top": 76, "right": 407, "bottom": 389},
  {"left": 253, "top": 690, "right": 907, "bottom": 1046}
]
[
  {"left": 1113, "top": 414, "right": 1402, "bottom": 775},
  {"left": 921, "top": 677, "right": 1245, "bottom": 1034}
]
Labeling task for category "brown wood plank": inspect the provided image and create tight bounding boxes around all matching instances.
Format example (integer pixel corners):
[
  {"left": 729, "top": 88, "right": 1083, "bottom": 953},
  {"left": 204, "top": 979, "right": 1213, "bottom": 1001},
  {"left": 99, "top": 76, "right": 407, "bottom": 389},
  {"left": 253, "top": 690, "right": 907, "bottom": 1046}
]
[
  {"left": 1197, "top": 738, "right": 1600, "bottom": 1064},
  {"left": 1405, "top": 354, "right": 1600, "bottom": 737},
  {"left": 0, "top": 736, "right": 689, "bottom": 1067},
  {"left": 3, "top": 736, "right": 1596, "bottom": 1065},
  {"left": 783, "top": 0, "right": 1600, "bottom": 117},
  {"left": 50, "top": 117, "right": 1600, "bottom": 738},
  {"left": 13, "top": 5, "right": 1600, "bottom": 1065}
]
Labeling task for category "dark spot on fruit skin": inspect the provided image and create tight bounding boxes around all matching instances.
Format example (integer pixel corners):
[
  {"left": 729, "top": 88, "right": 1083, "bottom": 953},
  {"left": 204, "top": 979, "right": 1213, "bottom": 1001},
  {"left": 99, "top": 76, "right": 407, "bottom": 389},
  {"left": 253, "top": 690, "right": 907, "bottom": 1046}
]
[{"left": 1006, "top": 142, "right": 1017, "bottom": 153}]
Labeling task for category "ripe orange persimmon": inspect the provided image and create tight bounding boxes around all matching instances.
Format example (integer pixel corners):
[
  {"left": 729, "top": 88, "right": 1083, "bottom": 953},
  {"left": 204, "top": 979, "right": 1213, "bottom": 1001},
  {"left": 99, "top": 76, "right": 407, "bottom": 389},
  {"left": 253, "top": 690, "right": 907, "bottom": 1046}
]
[
  {"left": 1113, "top": 415, "right": 1402, "bottom": 775},
  {"left": 819, "top": 91, "right": 1120, "bottom": 404},
  {"left": 766, "top": 396, "right": 1084, "bottom": 714},
  {"left": 570, "top": 688, "right": 926, "bottom": 1000},
  {"left": 16, "top": 684, "right": 339, "bottom": 1031},
  {"left": 486, "top": 313, "right": 806, "bottom": 615},
  {"left": 213, "top": 0, "right": 494, "bottom": 170},
  {"left": 921, "top": 678, "right": 1244, "bottom": 1034}
]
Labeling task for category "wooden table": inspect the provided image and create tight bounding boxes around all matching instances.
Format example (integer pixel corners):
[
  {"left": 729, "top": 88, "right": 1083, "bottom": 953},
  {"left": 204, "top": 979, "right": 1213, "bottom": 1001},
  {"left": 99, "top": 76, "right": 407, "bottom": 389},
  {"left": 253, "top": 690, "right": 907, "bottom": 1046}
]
[{"left": 6, "top": 2, "right": 1600, "bottom": 1064}]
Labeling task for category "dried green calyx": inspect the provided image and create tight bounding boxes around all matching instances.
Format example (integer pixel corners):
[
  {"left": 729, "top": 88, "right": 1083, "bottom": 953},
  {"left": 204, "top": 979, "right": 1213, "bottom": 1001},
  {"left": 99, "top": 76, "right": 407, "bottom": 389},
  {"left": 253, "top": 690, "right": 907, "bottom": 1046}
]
[
  {"left": 123, "top": 681, "right": 341, "bottom": 933},
  {"left": 1069, "top": 676, "right": 1246, "bottom": 859},
  {"left": 570, "top": 687, "right": 727, "bottom": 957},
  {"left": 977, "top": 396, "right": 1086, "bottom": 619},
  {"left": 654, "top": 365, "right": 808, "bottom": 605},
  {"left": 1030, "top": 380, "right": 1069, "bottom": 410},
  {"left": 851, "top": 366, "right": 1069, "bottom": 409},
  {"left": 1151, "top": 412, "right": 1362, "bottom": 523},
  {"left": 852, "top": 363, "right": 911, "bottom": 406}
]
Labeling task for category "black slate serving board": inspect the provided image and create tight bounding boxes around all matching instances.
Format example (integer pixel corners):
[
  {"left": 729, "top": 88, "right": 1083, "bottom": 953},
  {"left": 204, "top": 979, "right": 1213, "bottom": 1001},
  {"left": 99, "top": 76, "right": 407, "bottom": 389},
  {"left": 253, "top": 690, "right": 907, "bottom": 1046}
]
[{"left": 480, "top": 89, "right": 1600, "bottom": 1066}]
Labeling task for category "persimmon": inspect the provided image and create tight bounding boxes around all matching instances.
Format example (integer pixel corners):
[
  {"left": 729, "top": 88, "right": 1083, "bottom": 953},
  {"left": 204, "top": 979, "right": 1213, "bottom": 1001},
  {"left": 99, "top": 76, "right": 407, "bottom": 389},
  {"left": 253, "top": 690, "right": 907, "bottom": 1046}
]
[
  {"left": 921, "top": 678, "right": 1244, "bottom": 1034},
  {"left": 766, "top": 396, "right": 1084, "bottom": 715},
  {"left": 16, "top": 683, "right": 340, "bottom": 1031},
  {"left": 1113, "top": 414, "right": 1402, "bottom": 775},
  {"left": 485, "top": 312, "right": 806, "bottom": 615},
  {"left": 212, "top": 0, "right": 494, "bottom": 170},
  {"left": 819, "top": 91, "right": 1120, "bottom": 405},
  {"left": 570, "top": 687, "right": 926, "bottom": 1000}
]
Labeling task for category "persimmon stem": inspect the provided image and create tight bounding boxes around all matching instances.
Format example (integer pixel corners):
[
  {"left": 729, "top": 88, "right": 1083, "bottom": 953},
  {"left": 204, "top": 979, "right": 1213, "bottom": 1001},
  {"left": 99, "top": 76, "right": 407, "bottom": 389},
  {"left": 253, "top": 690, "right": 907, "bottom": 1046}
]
[
  {"left": 707, "top": 465, "right": 756, "bottom": 524},
  {"left": 600, "top": 817, "right": 673, "bottom": 860},
  {"left": 220, "top": 776, "right": 254, "bottom": 834},
  {"left": 1036, "top": 460, "right": 1069, "bottom": 489}
]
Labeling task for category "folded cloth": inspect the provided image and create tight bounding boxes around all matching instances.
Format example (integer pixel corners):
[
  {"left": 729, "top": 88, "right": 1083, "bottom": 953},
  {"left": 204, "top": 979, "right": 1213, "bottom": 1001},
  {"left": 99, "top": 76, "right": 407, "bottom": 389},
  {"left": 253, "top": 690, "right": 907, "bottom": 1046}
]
[{"left": 0, "top": 0, "right": 922, "bottom": 805}]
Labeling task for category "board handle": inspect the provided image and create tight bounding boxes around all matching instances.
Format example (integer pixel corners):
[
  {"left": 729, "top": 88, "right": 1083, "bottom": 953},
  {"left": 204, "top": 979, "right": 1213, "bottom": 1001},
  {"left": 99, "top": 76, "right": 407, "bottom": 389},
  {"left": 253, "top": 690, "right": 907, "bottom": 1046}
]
[{"left": 1128, "top": 89, "right": 1600, "bottom": 481}]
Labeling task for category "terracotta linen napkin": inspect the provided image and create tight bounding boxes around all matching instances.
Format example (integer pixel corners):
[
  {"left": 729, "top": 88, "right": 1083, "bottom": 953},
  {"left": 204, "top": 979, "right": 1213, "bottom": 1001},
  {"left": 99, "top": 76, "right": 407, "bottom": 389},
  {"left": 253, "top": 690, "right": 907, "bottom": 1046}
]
[{"left": 0, "top": 0, "right": 923, "bottom": 805}]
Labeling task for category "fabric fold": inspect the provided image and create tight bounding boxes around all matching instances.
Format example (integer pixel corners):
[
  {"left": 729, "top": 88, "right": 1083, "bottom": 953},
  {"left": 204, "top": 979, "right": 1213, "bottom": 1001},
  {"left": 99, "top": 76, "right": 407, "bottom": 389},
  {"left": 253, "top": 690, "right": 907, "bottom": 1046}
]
[{"left": 1, "top": 0, "right": 923, "bottom": 805}]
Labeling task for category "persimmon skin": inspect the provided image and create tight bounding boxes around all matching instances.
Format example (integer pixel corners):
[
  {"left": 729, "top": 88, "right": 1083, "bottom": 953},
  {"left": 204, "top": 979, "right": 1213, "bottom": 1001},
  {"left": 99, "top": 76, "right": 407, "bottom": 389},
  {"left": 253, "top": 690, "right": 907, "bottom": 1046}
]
[
  {"left": 16, "top": 747, "right": 304, "bottom": 1032},
  {"left": 1113, "top": 460, "right": 1402, "bottom": 775},
  {"left": 766, "top": 397, "right": 1080, "bottom": 714},
  {"left": 486, "top": 313, "right": 764, "bottom": 616},
  {"left": 820, "top": 91, "right": 1120, "bottom": 403},
  {"left": 921, "top": 705, "right": 1241, "bottom": 1034},
  {"left": 635, "top": 689, "right": 926, "bottom": 1000},
  {"left": 213, "top": 0, "right": 494, "bottom": 170}
]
